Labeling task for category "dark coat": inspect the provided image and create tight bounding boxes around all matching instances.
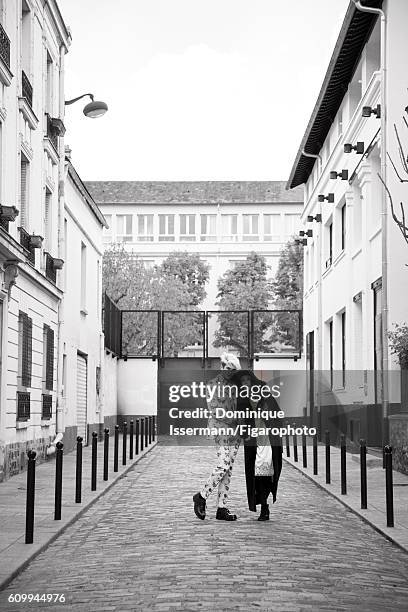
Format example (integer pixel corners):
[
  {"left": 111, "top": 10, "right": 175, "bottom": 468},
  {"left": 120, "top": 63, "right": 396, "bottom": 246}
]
[{"left": 240, "top": 395, "right": 283, "bottom": 512}]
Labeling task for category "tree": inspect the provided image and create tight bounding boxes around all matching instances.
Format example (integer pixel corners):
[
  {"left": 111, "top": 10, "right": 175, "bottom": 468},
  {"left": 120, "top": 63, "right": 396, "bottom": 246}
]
[
  {"left": 158, "top": 251, "right": 210, "bottom": 306},
  {"left": 102, "top": 245, "right": 202, "bottom": 356},
  {"left": 213, "top": 252, "right": 273, "bottom": 354},
  {"left": 270, "top": 238, "right": 304, "bottom": 351}
]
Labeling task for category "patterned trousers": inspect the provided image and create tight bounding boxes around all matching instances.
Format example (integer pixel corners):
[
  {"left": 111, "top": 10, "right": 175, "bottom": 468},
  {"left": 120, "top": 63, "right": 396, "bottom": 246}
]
[{"left": 200, "top": 437, "right": 241, "bottom": 508}]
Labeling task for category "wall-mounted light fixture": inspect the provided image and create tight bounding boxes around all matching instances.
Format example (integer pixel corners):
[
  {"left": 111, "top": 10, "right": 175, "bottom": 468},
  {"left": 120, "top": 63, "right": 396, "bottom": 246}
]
[
  {"left": 318, "top": 193, "right": 334, "bottom": 203},
  {"left": 65, "top": 93, "right": 108, "bottom": 118},
  {"left": 299, "top": 230, "right": 313, "bottom": 237},
  {"left": 344, "top": 142, "right": 364, "bottom": 154},
  {"left": 307, "top": 214, "right": 322, "bottom": 223},
  {"left": 295, "top": 238, "right": 307, "bottom": 246},
  {"left": 362, "top": 104, "right": 381, "bottom": 118},
  {"left": 330, "top": 169, "right": 349, "bottom": 180}
]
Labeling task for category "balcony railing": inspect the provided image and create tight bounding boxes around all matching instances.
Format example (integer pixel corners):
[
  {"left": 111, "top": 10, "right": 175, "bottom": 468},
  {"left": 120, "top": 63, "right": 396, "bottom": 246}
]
[
  {"left": 18, "top": 227, "right": 36, "bottom": 265},
  {"left": 0, "top": 22, "right": 10, "bottom": 69},
  {"left": 42, "top": 394, "right": 52, "bottom": 420},
  {"left": 45, "top": 252, "right": 57, "bottom": 284},
  {"left": 21, "top": 70, "right": 33, "bottom": 107},
  {"left": 17, "top": 391, "right": 30, "bottom": 421},
  {"left": 45, "top": 114, "right": 59, "bottom": 152}
]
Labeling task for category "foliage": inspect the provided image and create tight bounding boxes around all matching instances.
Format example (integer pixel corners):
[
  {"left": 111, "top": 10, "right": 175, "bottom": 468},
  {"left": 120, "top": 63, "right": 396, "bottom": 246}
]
[
  {"left": 158, "top": 251, "right": 210, "bottom": 306},
  {"left": 388, "top": 323, "right": 408, "bottom": 369},
  {"left": 213, "top": 252, "right": 273, "bottom": 355},
  {"left": 102, "top": 245, "right": 203, "bottom": 356}
]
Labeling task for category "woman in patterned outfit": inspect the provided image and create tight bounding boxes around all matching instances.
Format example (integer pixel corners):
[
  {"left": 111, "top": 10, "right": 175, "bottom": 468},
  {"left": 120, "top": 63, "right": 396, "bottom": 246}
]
[
  {"left": 193, "top": 353, "right": 241, "bottom": 522},
  {"left": 233, "top": 371, "right": 283, "bottom": 521}
]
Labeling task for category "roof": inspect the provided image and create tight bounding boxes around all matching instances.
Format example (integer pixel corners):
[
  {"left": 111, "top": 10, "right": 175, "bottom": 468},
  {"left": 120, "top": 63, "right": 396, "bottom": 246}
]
[
  {"left": 287, "top": 0, "right": 383, "bottom": 189},
  {"left": 85, "top": 181, "right": 303, "bottom": 205},
  {"left": 66, "top": 161, "right": 108, "bottom": 228}
]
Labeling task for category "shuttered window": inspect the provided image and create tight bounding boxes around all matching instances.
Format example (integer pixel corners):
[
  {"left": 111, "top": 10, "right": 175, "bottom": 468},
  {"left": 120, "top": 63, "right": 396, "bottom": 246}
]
[
  {"left": 20, "top": 158, "right": 28, "bottom": 228},
  {"left": 44, "top": 324, "right": 54, "bottom": 390},
  {"left": 19, "top": 311, "right": 32, "bottom": 388}
]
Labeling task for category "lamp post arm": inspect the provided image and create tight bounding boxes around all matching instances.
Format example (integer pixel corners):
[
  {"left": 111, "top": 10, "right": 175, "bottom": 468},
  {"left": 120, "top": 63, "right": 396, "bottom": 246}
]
[{"left": 65, "top": 93, "right": 94, "bottom": 106}]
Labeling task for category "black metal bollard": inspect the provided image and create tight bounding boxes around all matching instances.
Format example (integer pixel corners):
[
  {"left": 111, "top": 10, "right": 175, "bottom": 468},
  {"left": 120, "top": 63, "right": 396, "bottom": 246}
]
[
  {"left": 136, "top": 419, "right": 140, "bottom": 455},
  {"left": 91, "top": 432, "right": 98, "bottom": 491},
  {"left": 385, "top": 445, "right": 394, "bottom": 527},
  {"left": 340, "top": 434, "right": 347, "bottom": 494},
  {"left": 302, "top": 433, "right": 307, "bottom": 468},
  {"left": 145, "top": 417, "right": 149, "bottom": 447},
  {"left": 129, "top": 420, "right": 134, "bottom": 459},
  {"left": 114, "top": 424, "right": 119, "bottom": 472},
  {"left": 103, "top": 428, "right": 109, "bottom": 481},
  {"left": 286, "top": 434, "right": 290, "bottom": 457},
  {"left": 149, "top": 416, "right": 152, "bottom": 445},
  {"left": 54, "top": 442, "right": 63, "bottom": 520},
  {"left": 293, "top": 432, "right": 298, "bottom": 462},
  {"left": 325, "top": 430, "right": 331, "bottom": 484},
  {"left": 152, "top": 415, "right": 156, "bottom": 442},
  {"left": 25, "top": 450, "right": 36, "bottom": 544},
  {"left": 360, "top": 438, "right": 367, "bottom": 509},
  {"left": 140, "top": 418, "right": 144, "bottom": 452},
  {"left": 313, "top": 435, "right": 318, "bottom": 475},
  {"left": 75, "top": 436, "right": 83, "bottom": 503},
  {"left": 122, "top": 421, "right": 127, "bottom": 466}
]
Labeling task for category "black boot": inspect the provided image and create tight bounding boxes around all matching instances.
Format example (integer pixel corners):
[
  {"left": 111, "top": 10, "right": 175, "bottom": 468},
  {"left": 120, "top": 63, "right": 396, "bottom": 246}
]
[
  {"left": 258, "top": 503, "right": 269, "bottom": 521},
  {"left": 216, "top": 507, "right": 237, "bottom": 521},
  {"left": 193, "top": 492, "right": 206, "bottom": 520}
]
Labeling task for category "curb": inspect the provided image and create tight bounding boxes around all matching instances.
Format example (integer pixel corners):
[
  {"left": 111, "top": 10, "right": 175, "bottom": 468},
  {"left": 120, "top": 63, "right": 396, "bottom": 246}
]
[
  {"left": 0, "top": 441, "right": 158, "bottom": 592},
  {"left": 283, "top": 456, "right": 408, "bottom": 556}
]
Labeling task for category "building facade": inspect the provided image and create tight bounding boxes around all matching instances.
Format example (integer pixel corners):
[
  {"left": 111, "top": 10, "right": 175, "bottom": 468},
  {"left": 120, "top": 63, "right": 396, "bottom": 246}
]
[
  {"left": 86, "top": 181, "right": 303, "bottom": 312},
  {"left": 287, "top": 0, "right": 408, "bottom": 454}
]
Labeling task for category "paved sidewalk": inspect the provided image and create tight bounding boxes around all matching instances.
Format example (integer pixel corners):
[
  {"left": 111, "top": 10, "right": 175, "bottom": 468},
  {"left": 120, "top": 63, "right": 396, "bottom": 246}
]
[
  {"left": 0, "top": 433, "right": 157, "bottom": 590},
  {"left": 284, "top": 438, "right": 408, "bottom": 551},
  {"left": 1, "top": 444, "right": 408, "bottom": 611}
]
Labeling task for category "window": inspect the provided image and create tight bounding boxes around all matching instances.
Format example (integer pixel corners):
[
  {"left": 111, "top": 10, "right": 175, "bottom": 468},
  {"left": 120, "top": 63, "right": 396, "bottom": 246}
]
[
  {"left": 43, "top": 324, "right": 54, "bottom": 391},
  {"left": 116, "top": 214, "right": 133, "bottom": 242},
  {"left": 353, "top": 185, "right": 362, "bottom": 250},
  {"left": 18, "top": 311, "right": 32, "bottom": 389},
  {"left": 341, "top": 203, "right": 346, "bottom": 251},
  {"left": 243, "top": 214, "right": 259, "bottom": 241},
  {"left": 137, "top": 214, "right": 154, "bottom": 241},
  {"left": 80, "top": 242, "right": 87, "bottom": 312},
  {"left": 44, "top": 189, "right": 52, "bottom": 251},
  {"left": 21, "top": 1, "right": 31, "bottom": 76},
  {"left": 221, "top": 215, "right": 238, "bottom": 242},
  {"left": 326, "top": 222, "right": 333, "bottom": 268},
  {"left": 180, "top": 214, "right": 196, "bottom": 241},
  {"left": 103, "top": 214, "right": 112, "bottom": 244},
  {"left": 159, "top": 214, "right": 175, "bottom": 241},
  {"left": 20, "top": 156, "right": 29, "bottom": 229},
  {"left": 264, "top": 214, "right": 281, "bottom": 241},
  {"left": 200, "top": 214, "right": 216, "bottom": 241},
  {"left": 45, "top": 52, "right": 53, "bottom": 114},
  {"left": 284, "top": 214, "right": 299, "bottom": 238}
]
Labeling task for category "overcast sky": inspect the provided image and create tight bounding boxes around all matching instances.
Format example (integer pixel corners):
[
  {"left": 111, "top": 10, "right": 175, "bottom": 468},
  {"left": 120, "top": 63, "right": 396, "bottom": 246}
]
[{"left": 59, "top": 0, "right": 349, "bottom": 181}]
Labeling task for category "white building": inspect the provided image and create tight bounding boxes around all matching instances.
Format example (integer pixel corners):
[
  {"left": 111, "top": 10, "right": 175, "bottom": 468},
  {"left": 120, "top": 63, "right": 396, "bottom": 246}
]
[
  {"left": 287, "top": 0, "right": 408, "bottom": 455},
  {"left": 0, "top": 0, "right": 70, "bottom": 479},
  {"left": 62, "top": 156, "right": 107, "bottom": 449},
  {"left": 86, "top": 180, "right": 303, "bottom": 312}
]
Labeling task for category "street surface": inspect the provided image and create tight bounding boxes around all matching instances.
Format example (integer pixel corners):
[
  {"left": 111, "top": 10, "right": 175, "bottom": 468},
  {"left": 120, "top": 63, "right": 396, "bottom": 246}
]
[{"left": 1, "top": 445, "right": 408, "bottom": 611}]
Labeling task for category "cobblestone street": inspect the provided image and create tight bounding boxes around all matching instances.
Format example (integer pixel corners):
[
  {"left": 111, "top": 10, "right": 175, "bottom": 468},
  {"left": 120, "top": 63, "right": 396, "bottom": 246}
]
[{"left": 2, "top": 444, "right": 408, "bottom": 611}]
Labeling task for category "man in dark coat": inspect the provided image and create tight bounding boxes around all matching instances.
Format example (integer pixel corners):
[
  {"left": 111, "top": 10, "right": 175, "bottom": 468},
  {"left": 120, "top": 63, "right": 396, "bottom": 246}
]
[{"left": 233, "top": 371, "right": 283, "bottom": 520}]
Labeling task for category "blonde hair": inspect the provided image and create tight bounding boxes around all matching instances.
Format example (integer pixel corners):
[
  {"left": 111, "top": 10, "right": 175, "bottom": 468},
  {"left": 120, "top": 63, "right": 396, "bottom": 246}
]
[{"left": 220, "top": 352, "right": 241, "bottom": 370}]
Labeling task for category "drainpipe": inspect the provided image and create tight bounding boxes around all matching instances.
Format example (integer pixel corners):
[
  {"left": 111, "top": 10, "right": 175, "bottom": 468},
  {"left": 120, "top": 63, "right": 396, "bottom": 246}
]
[
  {"left": 352, "top": 0, "right": 388, "bottom": 442},
  {"left": 301, "top": 150, "right": 323, "bottom": 426}
]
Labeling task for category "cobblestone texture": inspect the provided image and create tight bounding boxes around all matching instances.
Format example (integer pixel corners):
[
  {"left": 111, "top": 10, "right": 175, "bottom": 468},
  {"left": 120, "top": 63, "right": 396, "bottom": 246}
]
[{"left": 1, "top": 445, "right": 408, "bottom": 611}]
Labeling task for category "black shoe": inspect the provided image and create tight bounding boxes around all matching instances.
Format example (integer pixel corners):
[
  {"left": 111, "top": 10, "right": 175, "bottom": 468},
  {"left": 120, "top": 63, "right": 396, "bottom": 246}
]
[
  {"left": 216, "top": 507, "right": 237, "bottom": 521},
  {"left": 193, "top": 492, "right": 206, "bottom": 520},
  {"left": 258, "top": 504, "right": 269, "bottom": 521}
]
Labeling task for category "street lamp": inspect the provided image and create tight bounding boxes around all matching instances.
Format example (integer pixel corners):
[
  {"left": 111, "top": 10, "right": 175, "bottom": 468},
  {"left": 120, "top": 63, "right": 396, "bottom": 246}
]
[{"left": 64, "top": 93, "right": 108, "bottom": 118}]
